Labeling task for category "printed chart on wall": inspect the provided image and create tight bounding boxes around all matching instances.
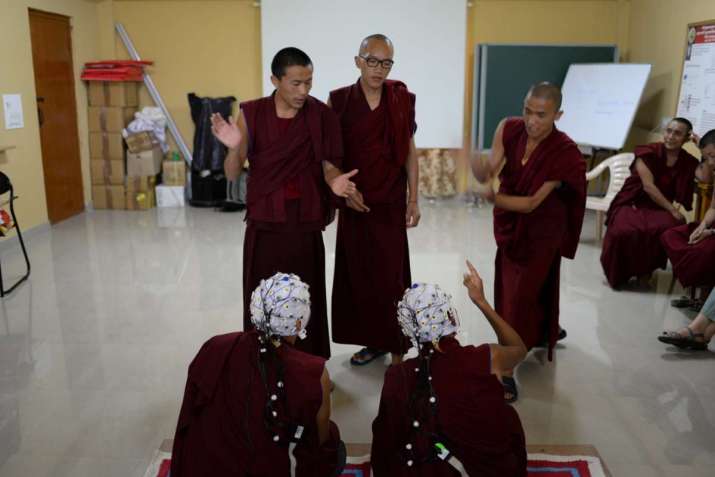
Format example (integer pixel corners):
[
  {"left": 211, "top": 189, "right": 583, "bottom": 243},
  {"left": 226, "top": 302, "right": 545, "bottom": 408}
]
[{"left": 676, "top": 20, "right": 715, "bottom": 136}]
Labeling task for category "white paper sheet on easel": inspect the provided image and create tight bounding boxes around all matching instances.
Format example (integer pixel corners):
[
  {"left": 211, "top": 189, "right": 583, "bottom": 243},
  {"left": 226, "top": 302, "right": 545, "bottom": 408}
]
[{"left": 3, "top": 94, "right": 24, "bottom": 130}]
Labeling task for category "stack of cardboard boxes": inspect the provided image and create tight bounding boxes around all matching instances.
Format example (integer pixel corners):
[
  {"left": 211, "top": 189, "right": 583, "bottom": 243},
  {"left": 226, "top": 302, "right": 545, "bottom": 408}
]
[
  {"left": 88, "top": 81, "right": 184, "bottom": 211},
  {"left": 89, "top": 82, "right": 138, "bottom": 209},
  {"left": 156, "top": 153, "right": 187, "bottom": 207},
  {"left": 126, "top": 133, "right": 162, "bottom": 210}
]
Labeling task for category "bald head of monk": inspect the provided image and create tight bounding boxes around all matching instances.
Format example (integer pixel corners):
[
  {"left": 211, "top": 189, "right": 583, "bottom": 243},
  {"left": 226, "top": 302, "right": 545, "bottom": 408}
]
[
  {"left": 698, "top": 129, "right": 715, "bottom": 183},
  {"left": 662, "top": 117, "right": 693, "bottom": 152},
  {"left": 523, "top": 82, "right": 563, "bottom": 141},
  {"left": 700, "top": 130, "right": 715, "bottom": 163},
  {"left": 355, "top": 34, "right": 394, "bottom": 91},
  {"left": 270, "top": 47, "right": 313, "bottom": 111}
]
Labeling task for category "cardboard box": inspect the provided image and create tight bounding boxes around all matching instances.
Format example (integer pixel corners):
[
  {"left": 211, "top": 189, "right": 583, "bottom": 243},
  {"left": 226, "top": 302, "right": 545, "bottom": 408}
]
[
  {"left": 88, "top": 106, "right": 135, "bottom": 132},
  {"left": 156, "top": 185, "right": 185, "bottom": 207},
  {"left": 125, "top": 175, "right": 157, "bottom": 193},
  {"left": 126, "top": 187, "right": 156, "bottom": 210},
  {"left": 89, "top": 132, "right": 124, "bottom": 161},
  {"left": 125, "top": 131, "right": 156, "bottom": 153},
  {"left": 88, "top": 81, "right": 139, "bottom": 107},
  {"left": 162, "top": 160, "right": 186, "bottom": 186},
  {"left": 92, "top": 185, "right": 125, "bottom": 210},
  {"left": 127, "top": 147, "right": 163, "bottom": 177},
  {"left": 90, "top": 159, "right": 125, "bottom": 185}
]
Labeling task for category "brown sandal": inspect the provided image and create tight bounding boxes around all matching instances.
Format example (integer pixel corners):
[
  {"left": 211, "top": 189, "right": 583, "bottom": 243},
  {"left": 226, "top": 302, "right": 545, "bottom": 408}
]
[{"left": 658, "top": 328, "right": 709, "bottom": 350}]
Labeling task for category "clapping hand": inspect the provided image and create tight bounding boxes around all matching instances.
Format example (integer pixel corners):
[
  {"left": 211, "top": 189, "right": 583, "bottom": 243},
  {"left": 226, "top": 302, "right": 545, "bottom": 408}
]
[{"left": 210, "top": 113, "right": 242, "bottom": 150}]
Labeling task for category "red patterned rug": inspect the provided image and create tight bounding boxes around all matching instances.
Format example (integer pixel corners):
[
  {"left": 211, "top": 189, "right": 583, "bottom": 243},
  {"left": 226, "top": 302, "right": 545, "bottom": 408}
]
[{"left": 145, "top": 451, "right": 606, "bottom": 477}]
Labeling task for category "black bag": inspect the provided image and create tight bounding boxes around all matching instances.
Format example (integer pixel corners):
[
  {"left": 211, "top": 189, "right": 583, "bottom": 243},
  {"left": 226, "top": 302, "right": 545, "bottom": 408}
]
[
  {"left": 187, "top": 93, "right": 236, "bottom": 173},
  {"left": 189, "top": 171, "right": 227, "bottom": 208}
]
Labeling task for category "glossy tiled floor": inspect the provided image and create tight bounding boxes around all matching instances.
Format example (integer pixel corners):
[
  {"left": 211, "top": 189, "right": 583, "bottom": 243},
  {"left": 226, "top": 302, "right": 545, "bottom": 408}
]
[{"left": 0, "top": 201, "right": 713, "bottom": 476}]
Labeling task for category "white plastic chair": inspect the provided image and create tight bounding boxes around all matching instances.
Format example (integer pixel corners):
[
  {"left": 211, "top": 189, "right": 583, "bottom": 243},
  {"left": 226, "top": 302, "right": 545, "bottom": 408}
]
[{"left": 585, "top": 152, "right": 635, "bottom": 240}]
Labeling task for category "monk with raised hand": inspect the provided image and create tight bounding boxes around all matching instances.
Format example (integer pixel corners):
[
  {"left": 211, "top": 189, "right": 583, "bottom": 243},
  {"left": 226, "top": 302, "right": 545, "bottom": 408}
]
[
  {"left": 371, "top": 260, "right": 527, "bottom": 477},
  {"left": 471, "top": 82, "right": 586, "bottom": 402},
  {"left": 600, "top": 117, "right": 699, "bottom": 290},
  {"left": 211, "top": 47, "right": 360, "bottom": 359},
  {"left": 660, "top": 129, "right": 715, "bottom": 292},
  {"left": 329, "top": 34, "right": 419, "bottom": 367}
]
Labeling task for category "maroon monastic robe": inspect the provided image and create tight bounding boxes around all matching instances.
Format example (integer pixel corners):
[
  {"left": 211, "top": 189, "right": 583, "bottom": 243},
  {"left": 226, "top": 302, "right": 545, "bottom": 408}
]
[
  {"left": 371, "top": 338, "right": 527, "bottom": 476},
  {"left": 241, "top": 94, "right": 343, "bottom": 359},
  {"left": 171, "top": 331, "right": 343, "bottom": 477},
  {"left": 601, "top": 143, "right": 698, "bottom": 289},
  {"left": 494, "top": 118, "right": 586, "bottom": 357},
  {"left": 661, "top": 222, "right": 715, "bottom": 287},
  {"left": 329, "top": 80, "right": 416, "bottom": 353}
]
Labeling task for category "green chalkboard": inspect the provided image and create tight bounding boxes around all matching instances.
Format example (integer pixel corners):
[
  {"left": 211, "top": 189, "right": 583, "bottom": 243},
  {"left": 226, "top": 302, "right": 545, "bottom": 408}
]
[{"left": 473, "top": 44, "right": 618, "bottom": 149}]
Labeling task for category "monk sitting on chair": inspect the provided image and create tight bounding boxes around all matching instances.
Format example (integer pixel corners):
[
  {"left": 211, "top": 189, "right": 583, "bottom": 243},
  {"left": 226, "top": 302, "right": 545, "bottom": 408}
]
[
  {"left": 601, "top": 118, "right": 700, "bottom": 289},
  {"left": 171, "top": 273, "right": 345, "bottom": 477},
  {"left": 661, "top": 129, "right": 715, "bottom": 294},
  {"left": 371, "top": 261, "right": 527, "bottom": 477}
]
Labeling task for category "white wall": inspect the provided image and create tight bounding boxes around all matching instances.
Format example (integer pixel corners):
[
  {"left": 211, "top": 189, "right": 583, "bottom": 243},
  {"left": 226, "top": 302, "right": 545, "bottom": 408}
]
[{"left": 261, "top": 0, "right": 467, "bottom": 149}]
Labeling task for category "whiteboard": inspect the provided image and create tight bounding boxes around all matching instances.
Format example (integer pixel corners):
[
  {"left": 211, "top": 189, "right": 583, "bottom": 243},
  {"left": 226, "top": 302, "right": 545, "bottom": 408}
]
[
  {"left": 676, "top": 21, "right": 715, "bottom": 137},
  {"left": 260, "top": 0, "right": 466, "bottom": 149},
  {"left": 557, "top": 63, "right": 651, "bottom": 149}
]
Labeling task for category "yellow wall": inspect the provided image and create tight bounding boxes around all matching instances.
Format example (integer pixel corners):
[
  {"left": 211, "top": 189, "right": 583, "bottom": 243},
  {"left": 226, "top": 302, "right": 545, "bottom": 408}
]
[
  {"left": 627, "top": 0, "right": 715, "bottom": 147},
  {"left": 108, "top": 0, "right": 262, "bottom": 152},
  {"left": 0, "top": 0, "right": 102, "bottom": 230}
]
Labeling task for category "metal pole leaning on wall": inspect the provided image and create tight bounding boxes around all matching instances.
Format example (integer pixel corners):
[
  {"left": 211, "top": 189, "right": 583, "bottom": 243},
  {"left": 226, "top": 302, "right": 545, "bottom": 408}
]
[{"left": 115, "top": 22, "right": 193, "bottom": 166}]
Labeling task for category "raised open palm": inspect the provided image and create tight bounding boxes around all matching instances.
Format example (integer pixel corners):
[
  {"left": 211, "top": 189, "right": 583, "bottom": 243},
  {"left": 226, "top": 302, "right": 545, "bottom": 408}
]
[{"left": 211, "top": 113, "right": 242, "bottom": 149}]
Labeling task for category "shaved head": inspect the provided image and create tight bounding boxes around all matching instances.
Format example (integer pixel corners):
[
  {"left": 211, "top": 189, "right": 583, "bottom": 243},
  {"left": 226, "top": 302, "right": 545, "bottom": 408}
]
[
  {"left": 700, "top": 129, "right": 715, "bottom": 149},
  {"left": 526, "top": 82, "right": 563, "bottom": 111},
  {"left": 358, "top": 33, "right": 394, "bottom": 56},
  {"left": 672, "top": 116, "right": 693, "bottom": 133}
]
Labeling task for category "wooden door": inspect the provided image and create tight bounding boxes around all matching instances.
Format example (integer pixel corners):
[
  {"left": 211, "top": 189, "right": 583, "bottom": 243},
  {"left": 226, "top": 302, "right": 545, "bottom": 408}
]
[{"left": 29, "top": 9, "right": 84, "bottom": 224}]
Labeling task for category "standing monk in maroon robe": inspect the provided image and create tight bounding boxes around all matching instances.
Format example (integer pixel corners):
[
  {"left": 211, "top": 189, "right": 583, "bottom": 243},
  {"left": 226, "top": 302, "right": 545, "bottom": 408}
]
[
  {"left": 601, "top": 118, "right": 699, "bottom": 290},
  {"left": 661, "top": 129, "right": 715, "bottom": 288},
  {"left": 371, "top": 261, "right": 527, "bottom": 477},
  {"left": 171, "top": 273, "right": 345, "bottom": 477},
  {"left": 211, "top": 48, "right": 360, "bottom": 359},
  {"left": 472, "top": 83, "right": 586, "bottom": 402},
  {"left": 329, "top": 34, "right": 420, "bottom": 366}
]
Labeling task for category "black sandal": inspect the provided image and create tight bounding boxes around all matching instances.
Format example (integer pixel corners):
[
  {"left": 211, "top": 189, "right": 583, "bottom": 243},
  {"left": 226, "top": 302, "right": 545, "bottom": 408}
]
[
  {"left": 670, "top": 296, "right": 693, "bottom": 308},
  {"left": 658, "top": 328, "right": 709, "bottom": 350},
  {"left": 502, "top": 376, "right": 518, "bottom": 403},
  {"left": 535, "top": 328, "right": 567, "bottom": 348},
  {"left": 349, "top": 347, "right": 387, "bottom": 366}
]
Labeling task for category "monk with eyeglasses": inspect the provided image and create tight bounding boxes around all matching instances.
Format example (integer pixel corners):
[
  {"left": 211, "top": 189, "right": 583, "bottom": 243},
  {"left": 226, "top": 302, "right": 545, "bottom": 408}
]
[{"left": 329, "top": 34, "right": 420, "bottom": 367}]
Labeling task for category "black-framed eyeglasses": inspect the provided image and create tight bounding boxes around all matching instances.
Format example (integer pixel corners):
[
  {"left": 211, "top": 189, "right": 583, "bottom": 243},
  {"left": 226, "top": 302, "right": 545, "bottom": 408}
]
[{"left": 359, "top": 55, "right": 394, "bottom": 69}]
